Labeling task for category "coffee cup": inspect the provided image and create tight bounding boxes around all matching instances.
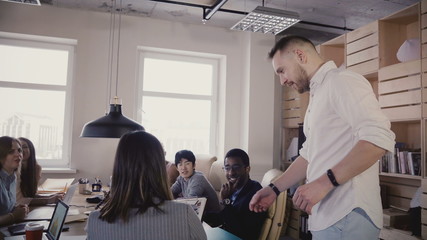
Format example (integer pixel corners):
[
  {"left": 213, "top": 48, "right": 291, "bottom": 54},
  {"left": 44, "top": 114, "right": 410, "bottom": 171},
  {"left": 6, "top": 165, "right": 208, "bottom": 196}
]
[{"left": 25, "top": 222, "right": 44, "bottom": 240}]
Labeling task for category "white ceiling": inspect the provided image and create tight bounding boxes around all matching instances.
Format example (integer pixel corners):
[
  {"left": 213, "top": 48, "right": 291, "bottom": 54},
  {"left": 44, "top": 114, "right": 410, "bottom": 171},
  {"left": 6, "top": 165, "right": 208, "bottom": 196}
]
[{"left": 39, "top": 0, "right": 420, "bottom": 44}]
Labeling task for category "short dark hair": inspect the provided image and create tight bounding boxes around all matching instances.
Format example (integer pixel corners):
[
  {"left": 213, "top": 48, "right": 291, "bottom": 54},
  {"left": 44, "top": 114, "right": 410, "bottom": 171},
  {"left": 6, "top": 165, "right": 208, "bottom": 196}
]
[
  {"left": 224, "top": 148, "right": 250, "bottom": 167},
  {"left": 175, "top": 150, "right": 196, "bottom": 166},
  {"left": 268, "top": 35, "right": 316, "bottom": 59}
]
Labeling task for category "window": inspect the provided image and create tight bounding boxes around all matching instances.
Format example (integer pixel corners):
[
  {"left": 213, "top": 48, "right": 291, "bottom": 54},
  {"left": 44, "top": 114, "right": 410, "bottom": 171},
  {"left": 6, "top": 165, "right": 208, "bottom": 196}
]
[
  {"left": 137, "top": 48, "right": 219, "bottom": 159},
  {"left": 0, "top": 32, "right": 75, "bottom": 168}
]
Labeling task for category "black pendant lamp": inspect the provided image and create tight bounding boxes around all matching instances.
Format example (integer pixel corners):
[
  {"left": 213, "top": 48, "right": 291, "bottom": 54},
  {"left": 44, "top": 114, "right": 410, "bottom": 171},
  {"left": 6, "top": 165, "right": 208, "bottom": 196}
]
[
  {"left": 81, "top": 98, "right": 144, "bottom": 138},
  {"left": 81, "top": 0, "right": 144, "bottom": 138}
]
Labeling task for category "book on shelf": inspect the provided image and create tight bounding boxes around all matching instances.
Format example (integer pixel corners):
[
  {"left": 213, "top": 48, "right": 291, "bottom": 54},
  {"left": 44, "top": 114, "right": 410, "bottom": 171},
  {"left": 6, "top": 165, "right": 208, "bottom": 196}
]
[{"left": 379, "top": 146, "right": 420, "bottom": 176}]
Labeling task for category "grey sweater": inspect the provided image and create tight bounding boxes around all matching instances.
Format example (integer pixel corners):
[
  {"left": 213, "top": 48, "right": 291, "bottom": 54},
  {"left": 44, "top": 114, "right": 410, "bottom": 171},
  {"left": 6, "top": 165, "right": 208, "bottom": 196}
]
[
  {"left": 86, "top": 201, "right": 207, "bottom": 240},
  {"left": 171, "top": 171, "right": 221, "bottom": 214}
]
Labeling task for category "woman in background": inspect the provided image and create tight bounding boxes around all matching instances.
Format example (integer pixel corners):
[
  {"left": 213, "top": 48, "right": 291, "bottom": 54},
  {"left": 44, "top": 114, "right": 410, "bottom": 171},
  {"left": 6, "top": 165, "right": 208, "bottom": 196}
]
[
  {"left": 86, "top": 131, "right": 206, "bottom": 240},
  {"left": 0, "top": 136, "right": 28, "bottom": 226},
  {"left": 17, "top": 137, "right": 61, "bottom": 205}
]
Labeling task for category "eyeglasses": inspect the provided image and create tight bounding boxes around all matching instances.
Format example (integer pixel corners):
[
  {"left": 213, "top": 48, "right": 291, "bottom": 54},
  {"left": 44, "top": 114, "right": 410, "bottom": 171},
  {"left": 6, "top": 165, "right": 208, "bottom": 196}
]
[{"left": 222, "top": 164, "right": 244, "bottom": 172}]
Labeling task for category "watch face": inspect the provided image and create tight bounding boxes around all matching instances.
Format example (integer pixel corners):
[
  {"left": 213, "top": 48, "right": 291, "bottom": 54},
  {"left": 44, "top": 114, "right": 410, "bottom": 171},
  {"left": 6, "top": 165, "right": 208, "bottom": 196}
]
[{"left": 224, "top": 198, "right": 231, "bottom": 205}]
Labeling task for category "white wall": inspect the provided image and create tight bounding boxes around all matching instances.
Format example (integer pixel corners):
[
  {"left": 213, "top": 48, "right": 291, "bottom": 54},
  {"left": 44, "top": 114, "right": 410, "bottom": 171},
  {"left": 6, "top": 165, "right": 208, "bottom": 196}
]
[{"left": 0, "top": 2, "right": 280, "bottom": 183}]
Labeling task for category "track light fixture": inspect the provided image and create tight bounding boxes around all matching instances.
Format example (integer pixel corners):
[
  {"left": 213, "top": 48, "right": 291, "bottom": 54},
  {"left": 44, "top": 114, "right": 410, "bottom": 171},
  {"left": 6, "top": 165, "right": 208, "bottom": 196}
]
[
  {"left": 231, "top": 6, "right": 300, "bottom": 35},
  {"left": 203, "top": 0, "right": 228, "bottom": 20}
]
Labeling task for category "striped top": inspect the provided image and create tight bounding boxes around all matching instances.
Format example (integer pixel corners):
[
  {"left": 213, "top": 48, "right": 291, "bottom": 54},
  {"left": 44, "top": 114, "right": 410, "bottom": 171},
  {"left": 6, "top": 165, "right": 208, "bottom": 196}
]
[{"left": 86, "top": 200, "right": 207, "bottom": 240}]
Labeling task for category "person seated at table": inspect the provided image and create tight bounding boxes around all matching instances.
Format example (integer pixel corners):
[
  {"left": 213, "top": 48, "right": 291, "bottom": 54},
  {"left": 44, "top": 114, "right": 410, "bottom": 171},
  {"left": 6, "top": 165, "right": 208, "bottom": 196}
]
[
  {"left": 218, "top": 148, "right": 267, "bottom": 240},
  {"left": 0, "top": 136, "right": 29, "bottom": 226},
  {"left": 171, "top": 150, "right": 221, "bottom": 226},
  {"left": 16, "top": 137, "right": 62, "bottom": 205},
  {"left": 165, "top": 160, "right": 179, "bottom": 186},
  {"left": 86, "top": 131, "right": 206, "bottom": 240}
]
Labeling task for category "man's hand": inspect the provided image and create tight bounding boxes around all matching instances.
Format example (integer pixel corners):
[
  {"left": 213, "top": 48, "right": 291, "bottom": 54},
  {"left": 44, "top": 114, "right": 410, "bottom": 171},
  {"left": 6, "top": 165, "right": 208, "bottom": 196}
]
[
  {"left": 220, "top": 178, "right": 241, "bottom": 200},
  {"left": 220, "top": 182, "right": 231, "bottom": 200},
  {"left": 249, "top": 187, "right": 277, "bottom": 212},
  {"left": 292, "top": 175, "right": 334, "bottom": 215}
]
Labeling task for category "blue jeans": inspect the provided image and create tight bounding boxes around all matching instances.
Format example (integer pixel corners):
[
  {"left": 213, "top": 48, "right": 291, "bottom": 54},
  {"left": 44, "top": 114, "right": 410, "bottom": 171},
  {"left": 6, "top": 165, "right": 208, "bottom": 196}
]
[{"left": 311, "top": 208, "right": 380, "bottom": 240}]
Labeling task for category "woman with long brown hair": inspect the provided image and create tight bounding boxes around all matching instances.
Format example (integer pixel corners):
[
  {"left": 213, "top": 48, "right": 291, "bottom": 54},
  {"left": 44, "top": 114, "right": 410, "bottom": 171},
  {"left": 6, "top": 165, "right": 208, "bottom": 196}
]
[
  {"left": 16, "top": 137, "right": 62, "bottom": 205},
  {"left": 0, "top": 136, "right": 28, "bottom": 226},
  {"left": 86, "top": 131, "right": 206, "bottom": 239},
  {"left": 17, "top": 137, "right": 39, "bottom": 199}
]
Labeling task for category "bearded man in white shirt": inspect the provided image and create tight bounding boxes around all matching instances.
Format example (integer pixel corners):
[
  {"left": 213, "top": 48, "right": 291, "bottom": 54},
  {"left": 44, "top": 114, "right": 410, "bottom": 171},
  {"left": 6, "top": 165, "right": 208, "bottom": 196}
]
[{"left": 249, "top": 35, "right": 395, "bottom": 240}]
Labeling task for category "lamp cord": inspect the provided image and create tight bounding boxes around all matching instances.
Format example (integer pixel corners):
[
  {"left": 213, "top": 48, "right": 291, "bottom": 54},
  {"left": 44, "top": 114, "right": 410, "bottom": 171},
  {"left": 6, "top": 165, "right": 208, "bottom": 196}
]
[
  {"left": 106, "top": 0, "right": 115, "bottom": 112},
  {"left": 115, "top": 0, "right": 123, "bottom": 98}
]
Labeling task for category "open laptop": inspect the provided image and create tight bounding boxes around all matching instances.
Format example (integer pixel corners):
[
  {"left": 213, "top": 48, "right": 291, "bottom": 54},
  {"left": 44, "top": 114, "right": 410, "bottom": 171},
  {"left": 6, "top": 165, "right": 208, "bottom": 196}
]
[
  {"left": 174, "top": 197, "right": 207, "bottom": 221},
  {"left": 24, "top": 184, "right": 77, "bottom": 221},
  {"left": 6, "top": 200, "right": 69, "bottom": 240}
]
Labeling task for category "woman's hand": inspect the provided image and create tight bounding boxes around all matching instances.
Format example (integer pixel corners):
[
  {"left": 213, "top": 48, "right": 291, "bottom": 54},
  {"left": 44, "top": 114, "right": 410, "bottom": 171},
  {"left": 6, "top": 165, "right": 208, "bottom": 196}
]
[
  {"left": 47, "top": 193, "right": 65, "bottom": 204},
  {"left": 12, "top": 204, "right": 29, "bottom": 221}
]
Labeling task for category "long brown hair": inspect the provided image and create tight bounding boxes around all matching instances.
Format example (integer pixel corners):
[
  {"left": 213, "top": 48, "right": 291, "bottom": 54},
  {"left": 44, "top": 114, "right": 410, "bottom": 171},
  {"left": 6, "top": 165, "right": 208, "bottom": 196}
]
[
  {"left": 18, "top": 138, "right": 38, "bottom": 197},
  {"left": 0, "top": 136, "right": 21, "bottom": 170},
  {"left": 99, "top": 131, "right": 173, "bottom": 223}
]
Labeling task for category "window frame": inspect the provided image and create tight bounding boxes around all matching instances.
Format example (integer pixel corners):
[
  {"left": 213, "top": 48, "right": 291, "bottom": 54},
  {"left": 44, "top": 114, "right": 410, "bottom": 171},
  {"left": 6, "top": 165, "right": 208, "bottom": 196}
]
[
  {"left": 0, "top": 31, "right": 75, "bottom": 168},
  {"left": 136, "top": 47, "right": 220, "bottom": 156}
]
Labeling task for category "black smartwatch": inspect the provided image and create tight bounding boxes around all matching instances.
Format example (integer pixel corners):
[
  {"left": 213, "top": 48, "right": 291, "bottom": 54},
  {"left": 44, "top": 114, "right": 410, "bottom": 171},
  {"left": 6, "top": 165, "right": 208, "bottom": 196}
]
[
  {"left": 268, "top": 183, "right": 281, "bottom": 196},
  {"left": 327, "top": 169, "right": 340, "bottom": 187}
]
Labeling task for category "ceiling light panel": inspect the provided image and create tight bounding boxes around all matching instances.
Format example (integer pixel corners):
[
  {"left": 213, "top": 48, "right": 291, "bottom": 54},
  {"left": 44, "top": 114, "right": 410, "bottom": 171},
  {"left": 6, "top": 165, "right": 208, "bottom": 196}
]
[{"left": 231, "top": 6, "right": 300, "bottom": 35}]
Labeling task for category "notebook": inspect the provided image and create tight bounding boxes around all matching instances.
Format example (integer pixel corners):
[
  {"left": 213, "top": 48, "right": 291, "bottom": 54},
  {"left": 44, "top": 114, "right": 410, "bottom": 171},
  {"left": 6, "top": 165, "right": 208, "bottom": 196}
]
[
  {"left": 5, "top": 200, "right": 69, "bottom": 240},
  {"left": 174, "top": 197, "right": 207, "bottom": 220},
  {"left": 25, "top": 184, "right": 77, "bottom": 221},
  {"left": 38, "top": 179, "right": 75, "bottom": 194}
]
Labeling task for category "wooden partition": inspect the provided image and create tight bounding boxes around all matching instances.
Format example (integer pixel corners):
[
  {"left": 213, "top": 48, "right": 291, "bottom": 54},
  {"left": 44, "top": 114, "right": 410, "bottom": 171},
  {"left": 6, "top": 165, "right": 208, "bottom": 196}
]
[
  {"left": 391, "top": 121, "right": 422, "bottom": 150},
  {"left": 421, "top": 178, "right": 427, "bottom": 240},
  {"left": 378, "top": 60, "right": 422, "bottom": 121},
  {"left": 282, "top": 86, "right": 308, "bottom": 128},
  {"left": 318, "top": 35, "right": 346, "bottom": 67},
  {"left": 379, "top": 4, "right": 420, "bottom": 68},
  {"left": 423, "top": 0, "right": 427, "bottom": 121},
  {"left": 381, "top": 175, "right": 420, "bottom": 210},
  {"left": 346, "top": 21, "right": 379, "bottom": 77}
]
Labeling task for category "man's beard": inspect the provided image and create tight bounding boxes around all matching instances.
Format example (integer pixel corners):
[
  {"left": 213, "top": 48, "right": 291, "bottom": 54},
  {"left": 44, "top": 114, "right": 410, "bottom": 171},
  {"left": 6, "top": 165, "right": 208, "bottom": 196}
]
[{"left": 295, "top": 65, "right": 310, "bottom": 94}]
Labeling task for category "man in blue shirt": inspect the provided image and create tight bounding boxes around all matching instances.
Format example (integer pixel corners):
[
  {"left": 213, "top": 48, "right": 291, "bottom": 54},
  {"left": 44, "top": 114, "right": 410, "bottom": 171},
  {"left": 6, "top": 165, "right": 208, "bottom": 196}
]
[{"left": 219, "top": 148, "right": 266, "bottom": 240}]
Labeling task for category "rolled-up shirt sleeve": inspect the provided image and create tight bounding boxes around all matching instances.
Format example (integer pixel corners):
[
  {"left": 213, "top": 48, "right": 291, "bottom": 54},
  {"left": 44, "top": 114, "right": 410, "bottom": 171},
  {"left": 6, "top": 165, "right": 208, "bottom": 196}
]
[{"left": 329, "top": 71, "right": 395, "bottom": 153}]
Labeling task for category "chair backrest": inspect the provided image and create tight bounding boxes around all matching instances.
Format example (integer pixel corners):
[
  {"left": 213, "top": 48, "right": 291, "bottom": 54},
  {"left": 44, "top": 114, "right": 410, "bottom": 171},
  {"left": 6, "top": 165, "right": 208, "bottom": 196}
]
[
  {"left": 194, "top": 154, "right": 217, "bottom": 179},
  {"left": 207, "top": 160, "right": 228, "bottom": 197},
  {"left": 258, "top": 169, "right": 287, "bottom": 240}
]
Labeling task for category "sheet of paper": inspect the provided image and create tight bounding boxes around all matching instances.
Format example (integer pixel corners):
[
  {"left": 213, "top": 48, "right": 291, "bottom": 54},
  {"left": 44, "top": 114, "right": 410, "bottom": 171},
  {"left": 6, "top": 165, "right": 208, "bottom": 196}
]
[
  {"left": 65, "top": 213, "right": 88, "bottom": 223},
  {"left": 38, "top": 178, "right": 75, "bottom": 193},
  {"left": 174, "top": 197, "right": 207, "bottom": 220}
]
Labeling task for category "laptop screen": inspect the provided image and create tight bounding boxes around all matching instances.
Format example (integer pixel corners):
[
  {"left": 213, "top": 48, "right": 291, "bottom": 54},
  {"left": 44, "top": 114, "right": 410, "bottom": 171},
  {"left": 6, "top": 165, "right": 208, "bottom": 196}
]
[{"left": 47, "top": 200, "right": 69, "bottom": 240}]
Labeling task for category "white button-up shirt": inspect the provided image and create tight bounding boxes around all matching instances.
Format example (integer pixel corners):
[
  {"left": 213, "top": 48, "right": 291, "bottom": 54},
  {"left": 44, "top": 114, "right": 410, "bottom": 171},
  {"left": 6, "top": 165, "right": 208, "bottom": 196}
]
[{"left": 299, "top": 61, "right": 395, "bottom": 231}]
